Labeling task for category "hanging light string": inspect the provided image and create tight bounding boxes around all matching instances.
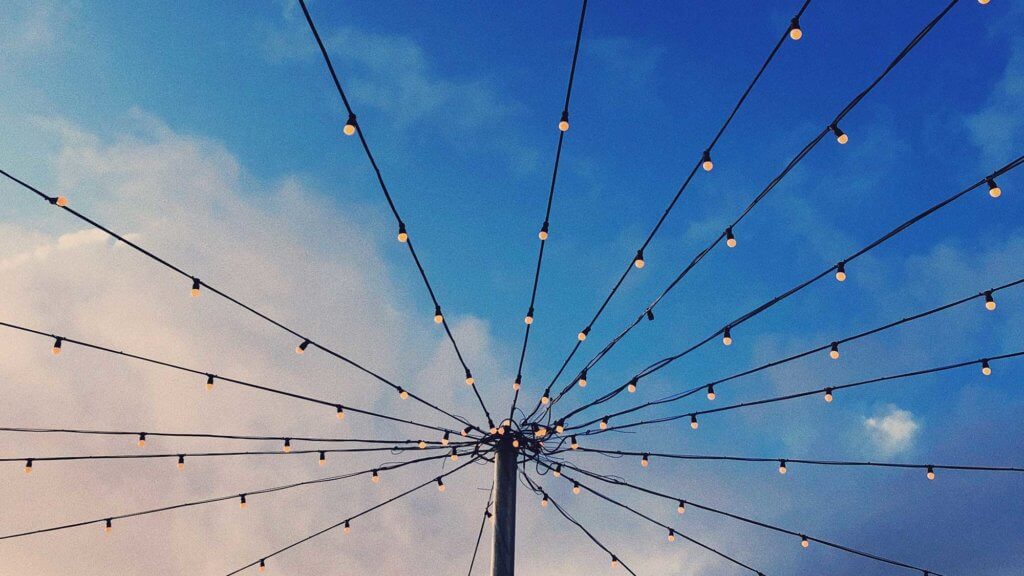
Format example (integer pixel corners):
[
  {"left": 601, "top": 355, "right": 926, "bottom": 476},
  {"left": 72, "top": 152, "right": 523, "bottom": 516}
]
[
  {"left": 295, "top": 0, "right": 494, "bottom": 429},
  {"left": 0, "top": 450, "right": 473, "bottom": 542},
  {"left": 507, "top": 0, "right": 589, "bottom": 425},
  {"left": 524, "top": 0, "right": 814, "bottom": 423},
  {"left": 533, "top": 0, "right": 967, "bottom": 422},
  {"left": 0, "top": 170, "right": 480, "bottom": 435},
  {"left": 224, "top": 456, "right": 484, "bottom": 576},
  {"left": 561, "top": 275, "right": 1024, "bottom": 434},
  {"left": 550, "top": 458, "right": 940, "bottom": 575},
  {"left": 519, "top": 472, "right": 639, "bottom": 575},
  {"left": 0, "top": 426, "right": 459, "bottom": 446},
  {"left": 551, "top": 155, "right": 1022, "bottom": 426},
  {"left": 466, "top": 483, "right": 495, "bottom": 576},
  {"left": 573, "top": 350, "right": 1024, "bottom": 438},
  {"left": 0, "top": 320, "right": 463, "bottom": 437}
]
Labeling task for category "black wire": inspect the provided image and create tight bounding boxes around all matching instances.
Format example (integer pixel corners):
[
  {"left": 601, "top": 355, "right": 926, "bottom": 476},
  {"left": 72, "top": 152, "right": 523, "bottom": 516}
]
[
  {"left": 554, "top": 458, "right": 941, "bottom": 575},
  {"left": 537, "top": 0, "right": 966, "bottom": 421},
  {"left": 0, "top": 320, "right": 461, "bottom": 436},
  {"left": 554, "top": 154, "right": 1024, "bottom": 424},
  {"left": 564, "top": 276, "right": 1024, "bottom": 432},
  {"left": 0, "top": 168, "right": 479, "bottom": 435},
  {"left": 466, "top": 483, "right": 495, "bottom": 576},
  {"left": 0, "top": 426, "right": 458, "bottom": 445},
  {"left": 508, "top": 0, "right": 590, "bottom": 422},
  {"left": 224, "top": 456, "right": 485, "bottom": 575},
  {"left": 524, "top": 0, "right": 814, "bottom": 423},
  {"left": 295, "top": 0, "right": 493, "bottom": 428}
]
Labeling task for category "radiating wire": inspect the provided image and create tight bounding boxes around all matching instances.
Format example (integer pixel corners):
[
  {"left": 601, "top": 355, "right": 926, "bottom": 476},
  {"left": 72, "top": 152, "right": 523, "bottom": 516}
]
[
  {"left": 0, "top": 426, "right": 451, "bottom": 445},
  {"left": 466, "top": 483, "right": 495, "bottom": 576}
]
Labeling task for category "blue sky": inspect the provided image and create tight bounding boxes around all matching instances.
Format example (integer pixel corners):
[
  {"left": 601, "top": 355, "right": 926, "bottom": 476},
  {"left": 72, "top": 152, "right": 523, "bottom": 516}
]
[{"left": 1, "top": 1, "right": 1022, "bottom": 575}]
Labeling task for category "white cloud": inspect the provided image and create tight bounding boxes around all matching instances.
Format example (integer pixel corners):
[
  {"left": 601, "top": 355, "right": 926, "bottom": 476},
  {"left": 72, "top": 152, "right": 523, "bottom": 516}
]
[{"left": 863, "top": 405, "right": 919, "bottom": 456}]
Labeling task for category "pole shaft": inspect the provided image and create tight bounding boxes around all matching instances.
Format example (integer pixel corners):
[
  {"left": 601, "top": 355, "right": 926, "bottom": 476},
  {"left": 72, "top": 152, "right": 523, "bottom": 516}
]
[{"left": 491, "top": 439, "right": 517, "bottom": 576}]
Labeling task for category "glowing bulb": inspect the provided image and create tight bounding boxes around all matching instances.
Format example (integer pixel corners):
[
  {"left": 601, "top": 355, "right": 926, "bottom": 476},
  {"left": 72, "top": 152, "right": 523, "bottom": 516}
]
[
  {"left": 677, "top": 500, "right": 686, "bottom": 514},
  {"left": 433, "top": 305, "right": 444, "bottom": 324},
  {"left": 437, "top": 478, "right": 446, "bottom": 492},
  {"left": 570, "top": 436, "right": 579, "bottom": 450},
  {"left": 701, "top": 150, "right": 713, "bottom": 172},
  {"left": 371, "top": 470, "right": 380, "bottom": 483},
  {"left": 634, "top": 250, "right": 646, "bottom": 269},
  {"left": 343, "top": 520, "right": 351, "bottom": 534},
  {"left": 578, "top": 369, "right": 588, "bottom": 387},
  {"left": 552, "top": 465, "right": 562, "bottom": 478},
  {"left": 706, "top": 385, "right": 716, "bottom": 401},
  {"left": 829, "top": 342, "right": 840, "bottom": 359},
  {"left": 555, "top": 422, "right": 565, "bottom": 434},
  {"left": 465, "top": 370, "right": 475, "bottom": 386},
  {"left": 239, "top": 494, "right": 247, "bottom": 509},
  {"left": 978, "top": 0, "right": 990, "bottom": 4},
  {"left": 334, "top": 405, "right": 345, "bottom": 421},
  {"left": 539, "top": 222, "right": 549, "bottom": 241},
  {"left": 442, "top": 431, "right": 450, "bottom": 446},
  {"left": 831, "top": 125, "right": 848, "bottom": 145},
  {"left": 418, "top": 440, "right": 427, "bottom": 449},
  {"left": 778, "top": 460, "right": 788, "bottom": 475},
  {"left": 627, "top": 378, "right": 637, "bottom": 393},
  {"left": 397, "top": 222, "right": 408, "bottom": 243},
  {"left": 572, "top": 482, "right": 581, "bottom": 495},
  {"left": 835, "top": 262, "right": 847, "bottom": 282},
  {"left": 398, "top": 387, "right": 409, "bottom": 400},
  {"left": 558, "top": 111, "right": 569, "bottom": 132},
  {"left": 105, "top": 519, "right": 112, "bottom": 533},
  {"left": 282, "top": 439, "right": 291, "bottom": 453},
  {"left": 984, "top": 291, "right": 996, "bottom": 311},
  {"left": 525, "top": 307, "right": 534, "bottom": 325},
  {"left": 722, "top": 326, "right": 733, "bottom": 346},
  {"left": 667, "top": 529, "right": 676, "bottom": 542},
  {"left": 725, "top": 226, "right": 737, "bottom": 248},
  {"left": 578, "top": 327, "right": 590, "bottom": 341},
  {"left": 512, "top": 438, "right": 520, "bottom": 448},
  {"left": 461, "top": 427, "right": 471, "bottom": 437},
  {"left": 641, "top": 454, "right": 649, "bottom": 468},
  {"left": 690, "top": 414, "right": 699, "bottom": 430},
  {"left": 343, "top": 113, "right": 357, "bottom": 136},
  {"left": 497, "top": 426, "right": 506, "bottom": 436},
  {"left": 451, "top": 448, "right": 459, "bottom": 461},
  {"left": 190, "top": 277, "right": 201, "bottom": 298},
  {"left": 259, "top": 559, "right": 266, "bottom": 572},
  {"left": 54, "top": 196, "right": 69, "bottom": 207},
  {"left": 513, "top": 376, "right": 521, "bottom": 391},
  {"left": 137, "top": 433, "right": 146, "bottom": 448},
  {"left": 177, "top": 455, "right": 185, "bottom": 470},
  {"left": 824, "top": 388, "right": 833, "bottom": 403},
  {"left": 600, "top": 418, "right": 609, "bottom": 430},
  {"left": 541, "top": 390, "right": 551, "bottom": 405},
  {"left": 51, "top": 337, "right": 63, "bottom": 355},
  {"left": 801, "top": 536, "right": 809, "bottom": 548},
  {"left": 296, "top": 339, "right": 310, "bottom": 354},
  {"left": 319, "top": 451, "right": 326, "bottom": 466},
  {"left": 537, "top": 426, "right": 548, "bottom": 437},
  {"left": 926, "top": 466, "right": 935, "bottom": 480},
  {"left": 986, "top": 177, "right": 1001, "bottom": 198},
  {"left": 789, "top": 18, "right": 802, "bottom": 40},
  {"left": 611, "top": 556, "right": 619, "bottom": 569},
  {"left": 206, "top": 375, "right": 214, "bottom": 391},
  {"left": 541, "top": 495, "right": 549, "bottom": 507},
  {"left": 981, "top": 359, "right": 991, "bottom": 376},
  {"left": 24, "top": 459, "right": 33, "bottom": 474}
]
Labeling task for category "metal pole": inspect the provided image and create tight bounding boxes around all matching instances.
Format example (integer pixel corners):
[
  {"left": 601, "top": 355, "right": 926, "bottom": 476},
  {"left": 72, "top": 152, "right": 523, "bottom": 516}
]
[{"left": 490, "top": 437, "right": 517, "bottom": 576}]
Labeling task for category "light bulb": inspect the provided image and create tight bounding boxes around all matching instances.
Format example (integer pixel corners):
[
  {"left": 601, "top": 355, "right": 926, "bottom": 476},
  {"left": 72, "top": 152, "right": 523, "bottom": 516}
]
[
  {"left": 451, "top": 448, "right": 459, "bottom": 461},
  {"left": 707, "top": 385, "right": 716, "bottom": 401},
  {"left": 627, "top": 378, "right": 637, "bottom": 393},
  {"left": 555, "top": 422, "right": 565, "bottom": 434},
  {"left": 677, "top": 500, "right": 686, "bottom": 514},
  {"left": 539, "top": 222, "right": 549, "bottom": 241},
  {"left": 984, "top": 291, "right": 996, "bottom": 311},
  {"left": 537, "top": 426, "right": 548, "bottom": 437},
  {"left": 54, "top": 196, "right": 69, "bottom": 207},
  {"left": 319, "top": 451, "right": 326, "bottom": 466},
  {"left": 282, "top": 439, "right": 292, "bottom": 453},
  {"left": 343, "top": 520, "right": 351, "bottom": 534},
  {"left": 801, "top": 536, "right": 809, "bottom": 548},
  {"left": 578, "top": 369, "right": 588, "bottom": 387},
  {"left": 570, "top": 436, "right": 579, "bottom": 450},
  {"left": 541, "top": 495, "right": 549, "bottom": 507},
  {"left": 397, "top": 222, "right": 408, "bottom": 243},
  {"left": 398, "top": 387, "right": 409, "bottom": 400},
  {"left": 926, "top": 466, "right": 935, "bottom": 480},
  {"left": 829, "top": 342, "right": 840, "bottom": 359},
  {"left": 641, "top": 454, "right": 649, "bottom": 468},
  {"left": 778, "top": 460, "right": 787, "bottom": 474},
  {"left": 51, "top": 337, "right": 63, "bottom": 355},
  {"left": 690, "top": 414, "right": 699, "bottom": 430},
  {"left": 437, "top": 478, "right": 445, "bottom": 492},
  {"left": 418, "top": 440, "right": 427, "bottom": 449},
  {"left": 835, "top": 261, "right": 847, "bottom": 282},
  {"left": 239, "top": 494, "right": 247, "bottom": 509},
  {"left": 206, "top": 375, "right": 214, "bottom": 391},
  {"left": 371, "top": 470, "right": 380, "bottom": 483},
  {"left": 137, "top": 433, "right": 146, "bottom": 448},
  {"left": 296, "top": 339, "right": 310, "bottom": 354},
  {"left": 465, "top": 370, "right": 475, "bottom": 386},
  {"left": 433, "top": 305, "right": 443, "bottom": 324},
  {"left": 668, "top": 529, "right": 676, "bottom": 542},
  {"left": 701, "top": 149, "right": 714, "bottom": 172},
  {"left": 558, "top": 110, "right": 569, "bottom": 132},
  {"left": 725, "top": 226, "right": 737, "bottom": 248},
  {"left": 578, "top": 327, "right": 590, "bottom": 341},
  {"left": 986, "top": 177, "right": 1001, "bottom": 198},
  {"left": 634, "top": 250, "right": 646, "bottom": 269},
  {"left": 343, "top": 113, "right": 357, "bottom": 136},
  {"left": 105, "top": 519, "right": 112, "bottom": 533},
  {"left": 831, "top": 125, "right": 848, "bottom": 145},
  {"left": 513, "top": 376, "right": 521, "bottom": 391},
  {"left": 541, "top": 390, "right": 551, "bottom": 405},
  {"left": 525, "top": 307, "right": 534, "bottom": 325},
  {"left": 611, "top": 556, "right": 619, "bottom": 569},
  {"left": 981, "top": 359, "right": 991, "bottom": 376},
  {"left": 24, "top": 459, "right": 33, "bottom": 474},
  {"left": 553, "top": 464, "right": 562, "bottom": 477},
  {"left": 600, "top": 418, "right": 609, "bottom": 430},
  {"left": 259, "top": 559, "right": 266, "bottom": 572},
  {"left": 191, "top": 277, "right": 201, "bottom": 298},
  {"left": 177, "top": 455, "right": 185, "bottom": 470},
  {"left": 336, "top": 405, "right": 345, "bottom": 420},
  {"left": 512, "top": 438, "right": 520, "bottom": 449},
  {"left": 572, "top": 482, "right": 581, "bottom": 495},
  {"left": 461, "top": 427, "right": 471, "bottom": 437},
  {"left": 789, "top": 18, "right": 802, "bottom": 40},
  {"left": 722, "top": 326, "right": 733, "bottom": 346},
  {"left": 497, "top": 426, "right": 506, "bottom": 436},
  {"left": 442, "top": 431, "right": 450, "bottom": 446},
  {"left": 824, "top": 388, "right": 833, "bottom": 403},
  {"left": 978, "top": 0, "right": 990, "bottom": 4}
]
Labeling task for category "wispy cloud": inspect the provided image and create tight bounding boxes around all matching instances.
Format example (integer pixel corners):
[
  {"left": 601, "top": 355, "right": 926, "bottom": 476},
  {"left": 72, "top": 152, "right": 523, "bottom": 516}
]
[{"left": 863, "top": 405, "right": 919, "bottom": 456}]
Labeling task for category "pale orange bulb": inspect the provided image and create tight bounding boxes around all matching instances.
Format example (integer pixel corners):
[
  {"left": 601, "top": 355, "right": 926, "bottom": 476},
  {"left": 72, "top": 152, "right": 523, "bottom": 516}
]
[
  {"left": 789, "top": 27, "right": 803, "bottom": 41},
  {"left": 558, "top": 120, "right": 569, "bottom": 132},
  {"left": 343, "top": 123, "right": 356, "bottom": 136},
  {"left": 55, "top": 196, "right": 68, "bottom": 207}
]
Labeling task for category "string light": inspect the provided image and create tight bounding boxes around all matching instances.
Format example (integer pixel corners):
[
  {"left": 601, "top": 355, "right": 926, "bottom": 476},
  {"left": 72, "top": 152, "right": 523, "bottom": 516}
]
[
  {"left": 513, "top": 375, "right": 521, "bottom": 391},
  {"left": 24, "top": 459, "right": 32, "bottom": 474},
  {"left": 579, "top": 369, "right": 588, "bottom": 387},
  {"left": 702, "top": 150, "right": 714, "bottom": 172},
  {"left": 572, "top": 482, "right": 581, "bottom": 495},
  {"left": 824, "top": 387, "right": 834, "bottom": 403},
  {"left": 978, "top": 0, "right": 990, "bottom": 4},
  {"left": 190, "top": 277, "right": 201, "bottom": 297},
  {"left": 984, "top": 291, "right": 996, "bottom": 311},
  {"left": 371, "top": 469, "right": 380, "bottom": 483},
  {"left": 52, "top": 195, "right": 69, "bottom": 207},
  {"left": 539, "top": 221, "right": 549, "bottom": 241},
  {"left": 634, "top": 250, "right": 646, "bottom": 269},
  {"left": 442, "top": 431, "right": 450, "bottom": 446},
  {"left": 986, "top": 177, "right": 1001, "bottom": 198},
  {"left": 779, "top": 460, "right": 788, "bottom": 474},
  {"left": 831, "top": 124, "right": 849, "bottom": 144},
  {"left": 553, "top": 464, "right": 562, "bottom": 478},
  {"left": 177, "top": 455, "right": 185, "bottom": 470},
  {"left": 706, "top": 384, "right": 716, "bottom": 401},
  {"left": 259, "top": 559, "right": 267, "bottom": 572},
  {"left": 641, "top": 454, "right": 649, "bottom": 468},
  {"left": 525, "top": 307, "right": 535, "bottom": 325},
  {"left": 541, "top": 389, "right": 551, "bottom": 405},
  {"left": 537, "top": 426, "right": 548, "bottom": 437},
  {"left": 627, "top": 378, "right": 637, "bottom": 393},
  {"left": 418, "top": 440, "right": 427, "bottom": 449},
  {"left": 239, "top": 494, "right": 247, "bottom": 509},
  {"left": 319, "top": 451, "right": 326, "bottom": 466},
  {"left": 677, "top": 500, "right": 686, "bottom": 514},
  {"left": 541, "top": 494, "right": 549, "bottom": 507},
  {"left": 512, "top": 438, "right": 521, "bottom": 449},
  {"left": 397, "top": 222, "right": 408, "bottom": 243},
  {"left": 555, "top": 421, "right": 565, "bottom": 434},
  {"left": 51, "top": 337, "right": 63, "bottom": 355},
  {"left": 296, "top": 339, "right": 310, "bottom": 354},
  {"left": 283, "top": 439, "right": 292, "bottom": 453},
  {"left": 646, "top": 309, "right": 654, "bottom": 321},
  {"left": 722, "top": 326, "right": 733, "bottom": 346},
  {"left": 667, "top": 528, "right": 676, "bottom": 542},
  {"left": 437, "top": 477, "right": 446, "bottom": 492},
  {"left": 137, "top": 433, "right": 146, "bottom": 448},
  {"left": 611, "top": 556, "right": 619, "bottom": 568},
  {"left": 926, "top": 466, "right": 935, "bottom": 480},
  {"left": 433, "top": 305, "right": 444, "bottom": 324},
  {"left": 206, "top": 374, "right": 214, "bottom": 391},
  {"left": 465, "top": 369, "right": 475, "bottom": 386},
  {"left": 835, "top": 261, "right": 847, "bottom": 282},
  {"left": 461, "top": 427, "right": 471, "bottom": 437},
  {"left": 725, "top": 226, "right": 737, "bottom": 248},
  {"left": 398, "top": 387, "right": 409, "bottom": 400},
  {"left": 829, "top": 342, "right": 840, "bottom": 359},
  {"left": 105, "top": 518, "right": 112, "bottom": 533},
  {"left": 558, "top": 110, "right": 570, "bottom": 132},
  {"left": 690, "top": 414, "right": 699, "bottom": 430},
  {"left": 343, "top": 113, "right": 357, "bottom": 136},
  {"left": 578, "top": 327, "right": 590, "bottom": 341},
  {"left": 451, "top": 448, "right": 459, "bottom": 461},
  {"left": 600, "top": 417, "right": 609, "bottom": 430},
  {"left": 571, "top": 436, "right": 579, "bottom": 450},
  {"left": 801, "top": 535, "right": 810, "bottom": 548},
  {"left": 981, "top": 359, "right": 992, "bottom": 376},
  {"left": 789, "top": 17, "right": 803, "bottom": 41}
]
